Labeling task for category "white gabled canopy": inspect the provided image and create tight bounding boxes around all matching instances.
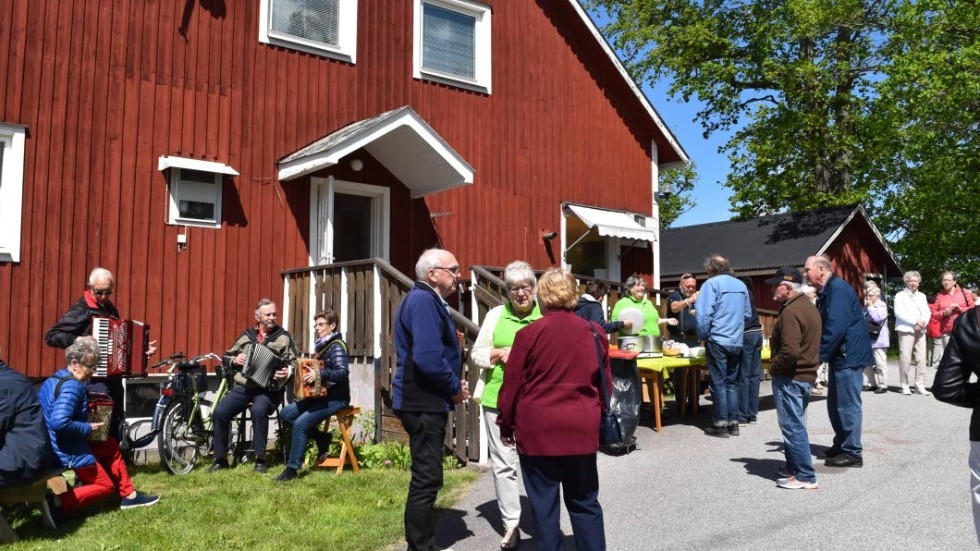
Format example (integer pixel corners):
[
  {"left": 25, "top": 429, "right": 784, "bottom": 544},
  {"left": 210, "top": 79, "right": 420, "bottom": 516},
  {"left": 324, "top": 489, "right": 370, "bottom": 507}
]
[
  {"left": 566, "top": 203, "right": 655, "bottom": 242},
  {"left": 277, "top": 106, "right": 475, "bottom": 198},
  {"left": 158, "top": 156, "right": 239, "bottom": 176}
]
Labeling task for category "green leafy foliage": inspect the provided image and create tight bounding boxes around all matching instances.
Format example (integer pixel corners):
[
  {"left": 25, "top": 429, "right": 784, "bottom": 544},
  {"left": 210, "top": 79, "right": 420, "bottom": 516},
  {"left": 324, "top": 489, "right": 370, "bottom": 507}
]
[{"left": 657, "top": 163, "right": 698, "bottom": 228}]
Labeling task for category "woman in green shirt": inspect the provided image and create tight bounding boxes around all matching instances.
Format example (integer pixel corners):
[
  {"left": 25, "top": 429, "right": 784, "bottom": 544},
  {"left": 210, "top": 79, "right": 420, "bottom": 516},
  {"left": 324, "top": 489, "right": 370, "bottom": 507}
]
[
  {"left": 611, "top": 274, "right": 661, "bottom": 336},
  {"left": 471, "top": 260, "right": 542, "bottom": 550}
]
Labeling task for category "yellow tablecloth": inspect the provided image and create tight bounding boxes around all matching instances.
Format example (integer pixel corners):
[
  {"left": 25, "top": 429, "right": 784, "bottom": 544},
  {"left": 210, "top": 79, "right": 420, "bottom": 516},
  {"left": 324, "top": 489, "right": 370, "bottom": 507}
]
[{"left": 636, "top": 347, "right": 771, "bottom": 373}]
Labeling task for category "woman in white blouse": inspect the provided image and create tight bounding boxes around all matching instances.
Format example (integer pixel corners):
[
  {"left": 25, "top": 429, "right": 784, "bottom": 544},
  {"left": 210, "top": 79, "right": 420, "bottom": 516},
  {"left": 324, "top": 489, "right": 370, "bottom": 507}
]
[{"left": 893, "top": 271, "right": 931, "bottom": 395}]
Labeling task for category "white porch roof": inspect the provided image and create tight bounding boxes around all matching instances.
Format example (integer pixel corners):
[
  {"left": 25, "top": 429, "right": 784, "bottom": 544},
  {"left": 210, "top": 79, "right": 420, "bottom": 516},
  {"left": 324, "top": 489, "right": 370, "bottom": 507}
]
[
  {"left": 277, "top": 106, "right": 475, "bottom": 198},
  {"left": 566, "top": 203, "right": 655, "bottom": 242}
]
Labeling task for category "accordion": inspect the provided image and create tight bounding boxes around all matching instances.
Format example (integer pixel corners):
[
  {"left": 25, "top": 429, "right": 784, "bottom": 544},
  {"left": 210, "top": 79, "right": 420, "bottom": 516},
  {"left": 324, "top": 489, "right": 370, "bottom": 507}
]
[
  {"left": 91, "top": 317, "right": 149, "bottom": 377},
  {"left": 87, "top": 392, "right": 114, "bottom": 442},
  {"left": 294, "top": 358, "right": 329, "bottom": 401},
  {"left": 242, "top": 343, "right": 283, "bottom": 390}
]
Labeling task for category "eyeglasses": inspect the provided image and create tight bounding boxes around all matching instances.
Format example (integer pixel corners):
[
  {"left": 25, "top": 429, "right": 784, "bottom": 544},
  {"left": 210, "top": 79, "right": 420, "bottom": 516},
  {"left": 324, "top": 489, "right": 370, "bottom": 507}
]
[
  {"left": 508, "top": 284, "right": 533, "bottom": 295},
  {"left": 433, "top": 266, "right": 460, "bottom": 276},
  {"left": 93, "top": 289, "right": 113, "bottom": 297}
]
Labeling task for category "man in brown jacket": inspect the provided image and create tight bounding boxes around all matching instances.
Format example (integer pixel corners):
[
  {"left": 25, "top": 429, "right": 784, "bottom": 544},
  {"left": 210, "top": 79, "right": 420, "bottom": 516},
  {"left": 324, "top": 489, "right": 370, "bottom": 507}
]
[{"left": 766, "top": 266, "right": 822, "bottom": 490}]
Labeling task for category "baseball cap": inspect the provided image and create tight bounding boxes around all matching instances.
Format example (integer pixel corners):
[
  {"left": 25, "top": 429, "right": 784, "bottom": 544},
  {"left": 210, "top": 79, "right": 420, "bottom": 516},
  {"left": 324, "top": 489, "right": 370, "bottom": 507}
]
[{"left": 764, "top": 266, "right": 804, "bottom": 285}]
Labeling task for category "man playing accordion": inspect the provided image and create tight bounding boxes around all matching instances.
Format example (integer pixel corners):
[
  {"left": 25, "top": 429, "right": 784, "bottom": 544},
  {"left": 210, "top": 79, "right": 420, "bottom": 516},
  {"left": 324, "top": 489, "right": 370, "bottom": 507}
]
[{"left": 210, "top": 298, "right": 297, "bottom": 474}]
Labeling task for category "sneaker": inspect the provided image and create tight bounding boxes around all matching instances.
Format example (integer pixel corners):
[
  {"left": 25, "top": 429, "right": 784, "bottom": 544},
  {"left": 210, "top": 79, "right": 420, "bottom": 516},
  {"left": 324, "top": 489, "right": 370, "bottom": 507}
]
[
  {"left": 747, "top": 418, "right": 758, "bottom": 424},
  {"left": 777, "top": 466, "right": 791, "bottom": 478},
  {"left": 41, "top": 490, "right": 60, "bottom": 530},
  {"left": 777, "top": 476, "right": 818, "bottom": 490},
  {"left": 120, "top": 491, "right": 160, "bottom": 509},
  {"left": 704, "top": 426, "right": 729, "bottom": 438},
  {"left": 500, "top": 526, "right": 521, "bottom": 550},
  {"left": 915, "top": 385, "right": 930, "bottom": 396},
  {"left": 874, "top": 386, "right": 888, "bottom": 394},
  {"left": 273, "top": 467, "right": 298, "bottom": 482},
  {"left": 901, "top": 385, "right": 912, "bottom": 395},
  {"left": 728, "top": 424, "right": 740, "bottom": 436},
  {"left": 253, "top": 461, "right": 268, "bottom": 474},
  {"left": 207, "top": 460, "right": 229, "bottom": 473},
  {"left": 737, "top": 419, "right": 748, "bottom": 427},
  {"left": 862, "top": 385, "right": 871, "bottom": 392}
]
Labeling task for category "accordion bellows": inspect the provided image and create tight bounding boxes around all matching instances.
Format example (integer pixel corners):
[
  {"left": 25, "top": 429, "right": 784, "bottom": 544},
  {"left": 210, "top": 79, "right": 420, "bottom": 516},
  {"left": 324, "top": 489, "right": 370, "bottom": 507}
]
[
  {"left": 87, "top": 393, "right": 114, "bottom": 442},
  {"left": 242, "top": 343, "right": 282, "bottom": 389}
]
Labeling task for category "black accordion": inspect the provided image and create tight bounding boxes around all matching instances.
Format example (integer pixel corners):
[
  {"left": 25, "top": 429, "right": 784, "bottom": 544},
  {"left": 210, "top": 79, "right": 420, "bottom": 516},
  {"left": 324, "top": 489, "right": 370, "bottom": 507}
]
[{"left": 242, "top": 343, "right": 283, "bottom": 390}]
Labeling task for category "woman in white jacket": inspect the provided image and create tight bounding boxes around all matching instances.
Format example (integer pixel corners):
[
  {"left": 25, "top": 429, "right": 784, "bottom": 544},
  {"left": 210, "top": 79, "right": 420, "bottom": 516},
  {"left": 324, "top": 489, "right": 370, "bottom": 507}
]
[{"left": 893, "top": 271, "right": 931, "bottom": 395}]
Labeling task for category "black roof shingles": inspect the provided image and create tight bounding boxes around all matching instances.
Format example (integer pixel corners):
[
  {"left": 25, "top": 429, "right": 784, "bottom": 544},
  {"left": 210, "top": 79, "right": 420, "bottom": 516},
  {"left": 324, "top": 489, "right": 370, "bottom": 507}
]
[{"left": 660, "top": 204, "right": 860, "bottom": 277}]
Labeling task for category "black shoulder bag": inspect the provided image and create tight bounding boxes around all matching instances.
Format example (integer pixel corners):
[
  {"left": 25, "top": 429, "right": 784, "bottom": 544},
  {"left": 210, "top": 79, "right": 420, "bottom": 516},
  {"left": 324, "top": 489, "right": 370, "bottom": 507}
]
[{"left": 589, "top": 324, "right": 623, "bottom": 447}]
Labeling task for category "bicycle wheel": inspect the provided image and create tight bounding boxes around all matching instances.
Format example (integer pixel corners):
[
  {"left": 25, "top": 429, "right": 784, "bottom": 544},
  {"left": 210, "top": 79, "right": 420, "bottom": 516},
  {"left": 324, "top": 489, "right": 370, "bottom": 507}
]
[{"left": 158, "top": 399, "right": 209, "bottom": 475}]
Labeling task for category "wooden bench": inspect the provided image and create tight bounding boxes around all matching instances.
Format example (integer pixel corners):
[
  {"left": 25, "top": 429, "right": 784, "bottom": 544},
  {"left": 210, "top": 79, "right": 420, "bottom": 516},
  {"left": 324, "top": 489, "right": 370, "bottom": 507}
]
[
  {"left": 0, "top": 469, "right": 66, "bottom": 543},
  {"left": 316, "top": 406, "right": 361, "bottom": 474}
]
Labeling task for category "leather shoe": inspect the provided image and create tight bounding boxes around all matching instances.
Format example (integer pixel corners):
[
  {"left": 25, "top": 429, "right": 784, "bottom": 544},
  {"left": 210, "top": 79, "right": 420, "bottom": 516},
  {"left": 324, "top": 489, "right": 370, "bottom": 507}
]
[
  {"left": 874, "top": 386, "right": 888, "bottom": 394},
  {"left": 821, "top": 447, "right": 842, "bottom": 459},
  {"left": 253, "top": 461, "right": 268, "bottom": 474},
  {"left": 704, "top": 426, "right": 729, "bottom": 438},
  {"left": 825, "top": 453, "right": 863, "bottom": 467},
  {"left": 207, "top": 461, "right": 228, "bottom": 473}
]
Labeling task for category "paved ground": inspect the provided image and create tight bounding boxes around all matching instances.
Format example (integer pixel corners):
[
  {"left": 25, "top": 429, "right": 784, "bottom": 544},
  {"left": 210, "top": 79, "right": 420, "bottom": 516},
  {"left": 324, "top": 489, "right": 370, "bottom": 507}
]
[{"left": 431, "top": 360, "right": 976, "bottom": 550}]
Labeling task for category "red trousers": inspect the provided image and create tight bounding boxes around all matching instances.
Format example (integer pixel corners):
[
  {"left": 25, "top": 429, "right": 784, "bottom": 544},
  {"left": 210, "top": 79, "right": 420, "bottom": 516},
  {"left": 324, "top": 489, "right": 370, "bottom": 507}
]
[{"left": 59, "top": 437, "right": 135, "bottom": 514}]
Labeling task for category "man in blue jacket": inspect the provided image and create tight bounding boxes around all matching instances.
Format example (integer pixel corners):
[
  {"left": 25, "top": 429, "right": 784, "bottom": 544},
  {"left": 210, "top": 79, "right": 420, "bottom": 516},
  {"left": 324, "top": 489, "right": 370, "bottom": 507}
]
[
  {"left": 804, "top": 255, "right": 874, "bottom": 467},
  {"left": 696, "top": 255, "right": 752, "bottom": 438},
  {"left": 394, "top": 248, "right": 469, "bottom": 551}
]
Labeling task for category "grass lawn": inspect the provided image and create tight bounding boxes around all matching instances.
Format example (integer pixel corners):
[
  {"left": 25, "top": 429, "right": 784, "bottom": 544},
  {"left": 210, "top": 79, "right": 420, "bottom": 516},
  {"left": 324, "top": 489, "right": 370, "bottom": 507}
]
[{"left": 3, "top": 464, "right": 480, "bottom": 551}]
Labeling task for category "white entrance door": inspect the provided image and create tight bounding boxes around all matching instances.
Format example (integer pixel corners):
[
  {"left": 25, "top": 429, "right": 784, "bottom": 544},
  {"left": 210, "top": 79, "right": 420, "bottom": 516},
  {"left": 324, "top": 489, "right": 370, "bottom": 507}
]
[{"left": 310, "top": 176, "right": 390, "bottom": 265}]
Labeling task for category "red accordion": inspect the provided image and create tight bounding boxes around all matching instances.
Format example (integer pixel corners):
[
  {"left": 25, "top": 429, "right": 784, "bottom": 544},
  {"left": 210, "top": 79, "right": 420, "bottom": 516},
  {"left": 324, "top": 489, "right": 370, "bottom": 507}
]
[{"left": 91, "top": 317, "right": 149, "bottom": 377}]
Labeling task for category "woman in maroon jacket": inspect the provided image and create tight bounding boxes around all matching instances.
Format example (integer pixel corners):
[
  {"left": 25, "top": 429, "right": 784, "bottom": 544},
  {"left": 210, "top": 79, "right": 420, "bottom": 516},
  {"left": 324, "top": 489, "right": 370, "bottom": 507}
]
[{"left": 496, "top": 269, "right": 611, "bottom": 551}]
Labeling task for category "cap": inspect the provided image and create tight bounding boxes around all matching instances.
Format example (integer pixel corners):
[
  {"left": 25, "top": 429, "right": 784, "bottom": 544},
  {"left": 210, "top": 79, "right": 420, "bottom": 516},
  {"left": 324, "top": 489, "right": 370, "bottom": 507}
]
[{"left": 764, "top": 266, "right": 804, "bottom": 286}]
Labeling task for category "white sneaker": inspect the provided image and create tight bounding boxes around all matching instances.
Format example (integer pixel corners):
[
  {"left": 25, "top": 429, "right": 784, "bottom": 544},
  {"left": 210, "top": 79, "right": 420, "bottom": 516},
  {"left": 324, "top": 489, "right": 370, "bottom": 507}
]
[
  {"left": 915, "top": 385, "right": 930, "bottom": 396},
  {"left": 901, "top": 385, "right": 912, "bottom": 395},
  {"left": 500, "top": 527, "right": 521, "bottom": 550},
  {"left": 777, "top": 476, "right": 819, "bottom": 490}
]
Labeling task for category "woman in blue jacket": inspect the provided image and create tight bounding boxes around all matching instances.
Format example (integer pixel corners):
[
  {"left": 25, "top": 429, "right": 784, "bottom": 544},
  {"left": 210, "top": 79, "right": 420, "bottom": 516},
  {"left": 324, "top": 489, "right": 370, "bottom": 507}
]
[
  {"left": 38, "top": 336, "right": 158, "bottom": 521},
  {"left": 274, "top": 309, "right": 350, "bottom": 481}
]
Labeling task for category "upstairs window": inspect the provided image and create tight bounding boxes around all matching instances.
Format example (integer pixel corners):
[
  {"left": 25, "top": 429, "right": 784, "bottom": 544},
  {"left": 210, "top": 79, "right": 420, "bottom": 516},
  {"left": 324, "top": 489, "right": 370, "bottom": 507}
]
[
  {"left": 259, "top": 0, "right": 358, "bottom": 63},
  {"left": 414, "top": 0, "right": 492, "bottom": 94},
  {"left": 0, "top": 123, "right": 26, "bottom": 263}
]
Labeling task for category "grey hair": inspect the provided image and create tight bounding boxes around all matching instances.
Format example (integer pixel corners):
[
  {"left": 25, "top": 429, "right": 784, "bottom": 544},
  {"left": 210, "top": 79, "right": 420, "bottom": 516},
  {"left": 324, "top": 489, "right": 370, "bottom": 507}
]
[
  {"left": 255, "top": 298, "right": 275, "bottom": 312},
  {"left": 800, "top": 284, "right": 817, "bottom": 296},
  {"left": 807, "top": 255, "right": 833, "bottom": 271},
  {"left": 784, "top": 282, "right": 803, "bottom": 293},
  {"left": 942, "top": 271, "right": 956, "bottom": 281},
  {"left": 903, "top": 270, "right": 922, "bottom": 283},
  {"left": 704, "top": 254, "right": 730, "bottom": 275},
  {"left": 65, "top": 336, "right": 100, "bottom": 365},
  {"left": 415, "top": 248, "right": 447, "bottom": 280},
  {"left": 88, "top": 267, "right": 114, "bottom": 285},
  {"left": 624, "top": 274, "right": 646, "bottom": 292},
  {"left": 503, "top": 260, "right": 536, "bottom": 288},
  {"left": 867, "top": 286, "right": 881, "bottom": 297}
]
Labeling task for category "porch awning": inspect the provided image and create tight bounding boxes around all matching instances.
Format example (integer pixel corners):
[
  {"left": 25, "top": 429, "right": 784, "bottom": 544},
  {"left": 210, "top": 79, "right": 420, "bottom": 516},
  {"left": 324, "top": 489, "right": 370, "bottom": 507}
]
[
  {"left": 566, "top": 204, "right": 655, "bottom": 242},
  {"left": 158, "top": 156, "right": 239, "bottom": 176},
  {"left": 277, "top": 106, "right": 475, "bottom": 198}
]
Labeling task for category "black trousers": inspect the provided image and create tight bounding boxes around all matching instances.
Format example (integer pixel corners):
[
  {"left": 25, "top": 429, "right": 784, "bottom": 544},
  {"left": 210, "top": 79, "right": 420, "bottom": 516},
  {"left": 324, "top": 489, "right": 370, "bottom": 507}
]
[
  {"left": 212, "top": 386, "right": 281, "bottom": 460},
  {"left": 396, "top": 410, "right": 448, "bottom": 551},
  {"left": 520, "top": 454, "right": 605, "bottom": 551}
]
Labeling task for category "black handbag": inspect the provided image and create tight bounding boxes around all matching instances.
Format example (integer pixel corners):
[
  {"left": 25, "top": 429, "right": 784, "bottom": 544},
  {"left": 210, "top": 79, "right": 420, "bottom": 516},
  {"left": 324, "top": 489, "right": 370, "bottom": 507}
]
[{"left": 590, "top": 325, "right": 623, "bottom": 447}]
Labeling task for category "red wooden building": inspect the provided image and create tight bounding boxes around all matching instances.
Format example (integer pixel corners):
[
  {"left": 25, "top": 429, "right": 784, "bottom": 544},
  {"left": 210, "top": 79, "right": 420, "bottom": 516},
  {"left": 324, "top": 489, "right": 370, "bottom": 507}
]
[{"left": 0, "top": 0, "right": 688, "bottom": 406}]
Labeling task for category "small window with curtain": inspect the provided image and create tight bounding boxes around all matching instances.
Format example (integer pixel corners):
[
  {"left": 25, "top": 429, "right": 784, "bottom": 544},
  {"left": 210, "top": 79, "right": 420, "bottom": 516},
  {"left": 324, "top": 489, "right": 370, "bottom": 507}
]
[
  {"left": 259, "top": 0, "right": 358, "bottom": 63},
  {"left": 413, "top": 0, "right": 492, "bottom": 94}
]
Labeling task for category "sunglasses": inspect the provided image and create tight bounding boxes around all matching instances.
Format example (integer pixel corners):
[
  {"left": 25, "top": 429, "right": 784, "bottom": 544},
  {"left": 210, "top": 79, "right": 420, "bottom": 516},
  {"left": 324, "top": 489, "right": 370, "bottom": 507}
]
[{"left": 93, "top": 289, "right": 113, "bottom": 297}]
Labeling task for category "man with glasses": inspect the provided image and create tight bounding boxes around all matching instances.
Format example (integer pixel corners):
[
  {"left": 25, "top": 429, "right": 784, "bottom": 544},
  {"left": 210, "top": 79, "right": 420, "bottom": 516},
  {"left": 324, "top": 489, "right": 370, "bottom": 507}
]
[
  {"left": 393, "top": 248, "right": 469, "bottom": 551},
  {"left": 668, "top": 273, "right": 700, "bottom": 347},
  {"left": 45, "top": 267, "right": 158, "bottom": 441}
]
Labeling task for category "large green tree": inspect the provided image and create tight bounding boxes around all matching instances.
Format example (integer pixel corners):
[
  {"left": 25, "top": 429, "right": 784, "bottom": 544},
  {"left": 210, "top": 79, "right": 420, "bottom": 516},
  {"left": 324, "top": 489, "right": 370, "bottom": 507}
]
[{"left": 592, "top": 0, "right": 978, "bottom": 286}]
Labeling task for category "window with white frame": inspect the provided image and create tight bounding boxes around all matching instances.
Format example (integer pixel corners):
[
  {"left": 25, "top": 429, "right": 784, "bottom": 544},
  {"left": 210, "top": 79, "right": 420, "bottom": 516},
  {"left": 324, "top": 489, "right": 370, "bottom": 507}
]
[
  {"left": 259, "top": 0, "right": 358, "bottom": 63},
  {"left": 413, "top": 0, "right": 492, "bottom": 94},
  {"left": 0, "top": 123, "right": 26, "bottom": 263},
  {"left": 168, "top": 168, "right": 224, "bottom": 228}
]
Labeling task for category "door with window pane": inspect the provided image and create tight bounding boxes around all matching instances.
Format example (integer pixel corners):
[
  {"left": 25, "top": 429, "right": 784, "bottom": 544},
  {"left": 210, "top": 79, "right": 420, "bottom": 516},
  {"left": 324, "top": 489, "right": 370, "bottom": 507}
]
[{"left": 312, "top": 177, "right": 389, "bottom": 265}]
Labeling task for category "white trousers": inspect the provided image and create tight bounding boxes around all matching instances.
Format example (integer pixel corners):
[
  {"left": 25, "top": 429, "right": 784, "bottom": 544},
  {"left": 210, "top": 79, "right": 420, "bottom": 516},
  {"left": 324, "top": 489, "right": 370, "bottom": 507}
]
[
  {"left": 864, "top": 348, "right": 888, "bottom": 387},
  {"left": 930, "top": 337, "right": 945, "bottom": 368},
  {"left": 482, "top": 407, "right": 522, "bottom": 529},
  {"left": 897, "top": 331, "right": 927, "bottom": 387},
  {"left": 970, "top": 442, "right": 980, "bottom": 545}
]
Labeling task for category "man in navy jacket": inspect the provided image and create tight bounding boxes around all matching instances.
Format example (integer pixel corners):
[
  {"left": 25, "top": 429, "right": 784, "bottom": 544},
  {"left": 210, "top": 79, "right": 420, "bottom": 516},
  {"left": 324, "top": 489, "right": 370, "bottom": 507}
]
[
  {"left": 0, "top": 346, "right": 50, "bottom": 487},
  {"left": 394, "top": 248, "right": 469, "bottom": 551},
  {"left": 805, "top": 255, "right": 874, "bottom": 467}
]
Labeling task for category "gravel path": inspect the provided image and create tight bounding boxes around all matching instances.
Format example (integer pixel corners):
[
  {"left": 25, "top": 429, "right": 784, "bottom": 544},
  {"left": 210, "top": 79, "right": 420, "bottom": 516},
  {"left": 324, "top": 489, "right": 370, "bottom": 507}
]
[{"left": 430, "top": 360, "right": 975, "bottom": 550}]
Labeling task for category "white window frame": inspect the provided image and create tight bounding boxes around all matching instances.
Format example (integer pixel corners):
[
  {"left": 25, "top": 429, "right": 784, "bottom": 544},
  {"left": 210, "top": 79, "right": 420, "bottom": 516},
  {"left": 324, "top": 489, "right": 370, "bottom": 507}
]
[
  {"left": 259, "top": 0, "right": 358, "bottom": 64},
  {"left": 167, "top": 168, "right": 224, "bottom": 228},
  {"left": 413, "top": 0, "right": 492, "bottom": 94},
  {"left": 0, "top": 123, "right": 26, "bottom": 263}
]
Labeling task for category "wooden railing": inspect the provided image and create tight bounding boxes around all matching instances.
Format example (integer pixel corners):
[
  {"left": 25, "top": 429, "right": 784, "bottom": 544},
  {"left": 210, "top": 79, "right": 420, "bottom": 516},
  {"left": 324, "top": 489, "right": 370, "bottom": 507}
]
[{"left": 281, "top": 259, "right": 482, "bottom": 463}]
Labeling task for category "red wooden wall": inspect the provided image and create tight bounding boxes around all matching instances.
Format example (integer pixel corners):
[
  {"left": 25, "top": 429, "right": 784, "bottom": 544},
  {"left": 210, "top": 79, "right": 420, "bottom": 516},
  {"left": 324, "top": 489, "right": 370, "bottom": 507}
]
[{"left": 0, "top": 0, "right": 678, "bottom": 376}]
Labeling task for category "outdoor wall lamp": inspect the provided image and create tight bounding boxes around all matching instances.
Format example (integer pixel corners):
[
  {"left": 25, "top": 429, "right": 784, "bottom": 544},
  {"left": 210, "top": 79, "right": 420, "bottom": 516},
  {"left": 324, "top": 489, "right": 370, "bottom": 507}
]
[{"left": 540, "top": 229, "right": 558, "bottom": 241}]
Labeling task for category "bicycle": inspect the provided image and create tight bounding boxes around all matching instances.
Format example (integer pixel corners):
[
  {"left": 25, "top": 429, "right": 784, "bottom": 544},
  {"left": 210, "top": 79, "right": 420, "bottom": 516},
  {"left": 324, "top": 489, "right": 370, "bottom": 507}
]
[{"left": 153, "top": 353, "right": 286, "bottom": 474}]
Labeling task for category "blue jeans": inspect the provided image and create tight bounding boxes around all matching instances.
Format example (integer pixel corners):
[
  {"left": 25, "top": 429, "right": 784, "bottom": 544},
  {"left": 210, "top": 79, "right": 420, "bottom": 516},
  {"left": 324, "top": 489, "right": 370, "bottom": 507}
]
[
  {"left": 772, "top": 377, "right": 816, "bottom": 483},
  {"left": 706, "top": 341, "right": 742, "bottom": 425},
  {"left": 280, "top": 398, "right": 350, "bottom": 470},
  {"left": 827, "top": 365, "right": 863, "bottom": 457},
  {"left": 738, "top": 331, "right": 763, "bottom": 422}
]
